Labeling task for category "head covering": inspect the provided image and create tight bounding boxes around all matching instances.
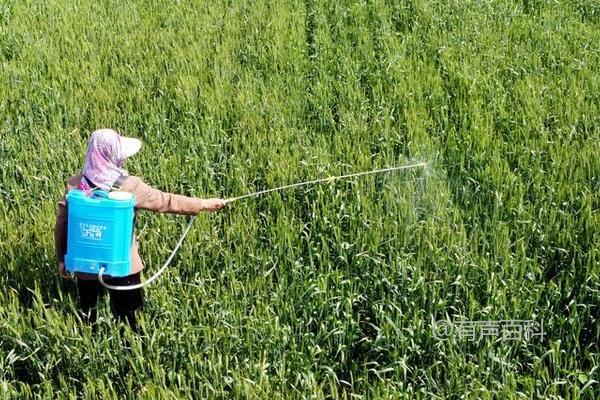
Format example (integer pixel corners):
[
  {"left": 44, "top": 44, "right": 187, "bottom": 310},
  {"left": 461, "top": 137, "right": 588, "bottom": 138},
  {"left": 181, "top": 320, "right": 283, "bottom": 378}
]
[{"left": 79, "top": 128, "right": 142, "bottom": 191}]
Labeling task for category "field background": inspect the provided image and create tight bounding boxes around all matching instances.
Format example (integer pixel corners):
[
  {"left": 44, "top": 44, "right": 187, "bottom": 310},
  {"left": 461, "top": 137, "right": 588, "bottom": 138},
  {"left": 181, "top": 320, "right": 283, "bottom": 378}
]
[{"left": 0, "top": 0, "right": 598, "bottom": 398}]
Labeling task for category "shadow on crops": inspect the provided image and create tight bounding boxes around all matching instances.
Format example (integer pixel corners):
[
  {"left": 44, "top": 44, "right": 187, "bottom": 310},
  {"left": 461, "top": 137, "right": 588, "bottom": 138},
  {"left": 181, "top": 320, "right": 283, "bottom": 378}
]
[
  {"left": 3, "top": 241, "right": 140, "bottom": 393},
  {"left": 3, "top": 242, "right": 77, "bottom": 312}
]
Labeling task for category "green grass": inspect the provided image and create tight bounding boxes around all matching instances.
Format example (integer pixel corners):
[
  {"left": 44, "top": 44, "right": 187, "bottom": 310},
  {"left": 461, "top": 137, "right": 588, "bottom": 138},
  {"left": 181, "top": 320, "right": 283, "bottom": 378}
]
[{"left": 0, "top": 0, "right": 598, "bottom": 398}]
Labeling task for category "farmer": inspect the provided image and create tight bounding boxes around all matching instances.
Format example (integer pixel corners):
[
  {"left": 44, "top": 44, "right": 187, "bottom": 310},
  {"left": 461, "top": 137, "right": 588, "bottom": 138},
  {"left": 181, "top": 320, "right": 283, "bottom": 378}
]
[{"left": 54, "top": 128, "right": 226, "bottom": 332}]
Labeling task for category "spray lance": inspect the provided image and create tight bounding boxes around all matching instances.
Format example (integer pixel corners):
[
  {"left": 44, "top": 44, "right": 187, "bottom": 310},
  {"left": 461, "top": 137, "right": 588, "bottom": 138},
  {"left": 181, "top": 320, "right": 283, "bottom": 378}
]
[{"left": 97, "top": 161, "right": 427, "bottom": 290}]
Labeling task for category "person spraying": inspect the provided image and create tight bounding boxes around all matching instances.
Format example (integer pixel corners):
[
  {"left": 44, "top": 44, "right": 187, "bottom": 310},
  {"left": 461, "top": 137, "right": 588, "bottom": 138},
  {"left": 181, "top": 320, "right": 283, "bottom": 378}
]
[{"left": 54, "top": 128, "right": 226, "bottom": 331}]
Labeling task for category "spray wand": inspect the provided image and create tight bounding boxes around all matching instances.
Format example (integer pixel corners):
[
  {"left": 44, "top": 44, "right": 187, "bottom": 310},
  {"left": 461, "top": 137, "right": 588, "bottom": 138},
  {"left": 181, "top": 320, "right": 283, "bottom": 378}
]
[{"left": 99, "top": 161, "right": 427, "bottom": 290}]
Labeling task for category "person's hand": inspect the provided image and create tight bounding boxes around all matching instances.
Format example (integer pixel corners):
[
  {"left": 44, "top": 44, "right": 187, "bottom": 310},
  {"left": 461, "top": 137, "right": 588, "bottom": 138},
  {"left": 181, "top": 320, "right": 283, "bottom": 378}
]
[
  {"left": 203, "top": 198, "right": 227, "bottom": 212},
  {"left": 58, "top": 262, "right": 71, "bottom": 279}
]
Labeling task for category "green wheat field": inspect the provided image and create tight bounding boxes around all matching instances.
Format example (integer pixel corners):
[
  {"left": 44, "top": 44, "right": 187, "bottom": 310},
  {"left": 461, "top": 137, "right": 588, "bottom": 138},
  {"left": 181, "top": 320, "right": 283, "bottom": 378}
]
[{"left": 0, "top": 0, "right": 598, "bottom": 398}]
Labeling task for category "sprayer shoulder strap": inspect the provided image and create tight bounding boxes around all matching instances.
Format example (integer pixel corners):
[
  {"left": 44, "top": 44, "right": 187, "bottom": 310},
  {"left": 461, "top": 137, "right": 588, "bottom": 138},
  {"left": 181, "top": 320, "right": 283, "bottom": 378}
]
[{"left": 111, "top": 175, "right": 127, "bottom": 191}]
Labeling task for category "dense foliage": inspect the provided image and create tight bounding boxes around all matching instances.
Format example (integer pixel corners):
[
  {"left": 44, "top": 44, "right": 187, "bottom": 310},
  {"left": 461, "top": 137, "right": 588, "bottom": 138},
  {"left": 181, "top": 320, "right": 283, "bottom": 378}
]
[{"left": 0, "top": 0, "right": 598, "bottom": 398}]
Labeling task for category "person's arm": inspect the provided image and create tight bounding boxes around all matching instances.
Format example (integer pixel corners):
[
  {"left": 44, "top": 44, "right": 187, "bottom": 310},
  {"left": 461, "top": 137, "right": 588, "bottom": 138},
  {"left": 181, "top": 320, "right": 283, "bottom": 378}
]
[
  {"left": 129, "top": 177, "right": 225, "bottom": 214},
  {"left": 54, "top": 195, "right": 70, "bottom": 278}
]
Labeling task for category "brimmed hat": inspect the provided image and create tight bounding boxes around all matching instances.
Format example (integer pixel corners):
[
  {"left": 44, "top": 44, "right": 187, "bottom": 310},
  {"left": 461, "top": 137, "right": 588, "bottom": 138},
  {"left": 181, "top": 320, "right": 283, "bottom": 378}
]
[
  {"left": 80, "top": 128, "right": 142, "bottom": 191},
  {"left": 120, "top": 135, "right": 142, "bottom": 158}
]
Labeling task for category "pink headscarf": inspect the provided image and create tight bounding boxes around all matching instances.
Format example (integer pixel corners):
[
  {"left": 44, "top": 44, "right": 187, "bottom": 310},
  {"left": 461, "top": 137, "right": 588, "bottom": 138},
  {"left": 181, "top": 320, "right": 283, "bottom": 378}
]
[{"left": 79, "top": 129, "right": 129, "bottom": 191}]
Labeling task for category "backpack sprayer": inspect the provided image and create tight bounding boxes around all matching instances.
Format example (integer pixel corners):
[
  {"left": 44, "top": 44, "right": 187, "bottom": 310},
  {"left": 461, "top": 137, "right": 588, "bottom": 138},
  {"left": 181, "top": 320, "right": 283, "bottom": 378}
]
[
  {"left": 65, "top": 190, "right": 136, "bottom": 277},
  {"left": 65, "top": 161, "right": 427, "bottom": 290}
]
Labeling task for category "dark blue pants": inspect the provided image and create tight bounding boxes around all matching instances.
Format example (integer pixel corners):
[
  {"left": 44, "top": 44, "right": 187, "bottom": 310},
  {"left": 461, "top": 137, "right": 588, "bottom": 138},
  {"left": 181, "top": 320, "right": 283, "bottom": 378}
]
[{"left": 77, "top": 273, "right": 143, "bottom": 332}]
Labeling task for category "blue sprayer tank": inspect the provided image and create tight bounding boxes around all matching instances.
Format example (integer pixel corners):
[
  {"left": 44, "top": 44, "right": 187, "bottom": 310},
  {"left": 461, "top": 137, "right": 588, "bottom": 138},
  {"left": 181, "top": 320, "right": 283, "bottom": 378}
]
[{"left": 65, "top": 190, "right": 136, "bottom": 277}]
